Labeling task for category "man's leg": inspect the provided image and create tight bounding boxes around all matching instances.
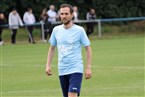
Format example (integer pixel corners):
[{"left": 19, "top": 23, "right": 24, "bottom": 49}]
[
  {"left": 0, "top": 29, "right": 2, "bottom": 42},
  {"left": 59, "top": 75, "right": 69, "bottom": 97},
  {"left": 68, "top": 73, "right": 83, "bottom": 97},
  {"left": 68, "top": 92, "right": 77, "bottom": 97},
  {"left": 89, "top": 24, "right": 94, "bottom": 35},
  {"left": 0, "top": 29, "right": 3, "bottom": 45},
  {"left": 86, "top": 24, "right": 90, "bottom": 37}
]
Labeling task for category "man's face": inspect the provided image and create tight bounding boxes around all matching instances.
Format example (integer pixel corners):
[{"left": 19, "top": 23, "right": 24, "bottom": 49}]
[
  {"left": 50, "top": 5, "right": 55, "bottom": 11},
  {"left": 60, "top": 7, "right": 73, "bottom": 25}
]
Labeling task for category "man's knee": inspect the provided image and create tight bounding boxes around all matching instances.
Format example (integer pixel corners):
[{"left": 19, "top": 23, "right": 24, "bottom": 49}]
[{"left": 68, "top": 92, "right": 78, "bottom": 97}]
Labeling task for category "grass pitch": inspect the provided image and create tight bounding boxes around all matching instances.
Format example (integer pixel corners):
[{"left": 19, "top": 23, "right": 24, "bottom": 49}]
[{"left": 0, "top": 35, "right": 144, "bottom": 97}]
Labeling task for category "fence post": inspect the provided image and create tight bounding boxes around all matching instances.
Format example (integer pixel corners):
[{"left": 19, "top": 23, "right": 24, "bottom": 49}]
[
  {"left": 98, "top": 20, "right": 102, "bottom": 38},
  {"left": 40, "top": 21, "right": 45, "bottom": 42}
]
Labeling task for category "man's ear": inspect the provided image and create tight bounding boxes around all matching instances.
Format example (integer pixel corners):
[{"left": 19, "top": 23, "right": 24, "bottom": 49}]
[{"left": 71, "top": 13, "right": 74, "bottom": 18}]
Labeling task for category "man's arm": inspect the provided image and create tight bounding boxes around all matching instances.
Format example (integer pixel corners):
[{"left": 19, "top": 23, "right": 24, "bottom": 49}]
[
  {"left": 46, "top": 45, "right": 55, "bottom": 76},
  {"left": 85, "top": 45, "right": 92, "bottom": 79}
]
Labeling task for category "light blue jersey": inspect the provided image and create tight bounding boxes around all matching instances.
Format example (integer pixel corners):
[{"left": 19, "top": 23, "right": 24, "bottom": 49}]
[{"left": 49, "top": 24, "right": 90, "bottom": 75}]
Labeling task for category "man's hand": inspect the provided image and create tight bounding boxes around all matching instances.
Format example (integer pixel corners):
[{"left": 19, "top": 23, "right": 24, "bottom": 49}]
[
  {"left": 85, "top": 67, "right": 92, "bottom": 79},
  {"left": 45, "top": 65, "right": 52, "bottom": 76}
]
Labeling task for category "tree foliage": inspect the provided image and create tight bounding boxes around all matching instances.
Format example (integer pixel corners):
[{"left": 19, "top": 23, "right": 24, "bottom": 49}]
[{"left": 0, "top": 0, "right": 145, "bottom": 21}]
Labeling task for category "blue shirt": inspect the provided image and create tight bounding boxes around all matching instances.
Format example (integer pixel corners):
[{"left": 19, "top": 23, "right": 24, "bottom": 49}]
[{"left": 49, "top": 24, "right": 90, "bottom": 75}]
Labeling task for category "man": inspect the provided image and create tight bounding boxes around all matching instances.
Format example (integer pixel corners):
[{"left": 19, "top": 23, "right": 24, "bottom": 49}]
[
  {"left": 86, "top": 8, "right": 96, "bottom": 37},
  {"left": 47, "top": 5, "right": 57, "bottom": 23},
  {"left": 46, "top": 4, "right": 92, "bottom": 97},
  {"left": 47, "top": 5, "right": 58, "bottom": 36}
]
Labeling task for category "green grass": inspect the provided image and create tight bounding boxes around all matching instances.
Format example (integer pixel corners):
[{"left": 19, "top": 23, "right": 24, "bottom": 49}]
[
  {"left": 1, "top": 28, "right": 42, "bottom": 42},
  {"left": 0, "top": 35, "right": 144, "bottom": 97}
]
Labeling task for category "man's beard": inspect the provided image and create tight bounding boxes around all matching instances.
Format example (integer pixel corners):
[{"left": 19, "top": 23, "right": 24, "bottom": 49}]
[{"left": 61, "top": 19, "right": 71, "bottom": 25}]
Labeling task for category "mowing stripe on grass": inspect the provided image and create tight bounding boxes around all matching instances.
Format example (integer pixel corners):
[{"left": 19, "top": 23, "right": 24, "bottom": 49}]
[
  {"left": 1, "top": 86, "right": 142, "bottom": 94},
  {"left": 1, "top": 64, "right": 145, "bottom": 69}
]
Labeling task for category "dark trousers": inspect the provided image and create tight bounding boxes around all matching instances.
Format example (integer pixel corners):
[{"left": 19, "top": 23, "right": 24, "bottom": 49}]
[
  {"left": 26, "top": 26, "right": 35, "bottom": 43},
  {"left": 43, "top": 25, "right": 54, "bottom": 40},
  {"left": 11, "top": 29, "right": 17, "bottom": 44},
  {"left": 44, "top": 22, "right": 51, "bottom": 40},
  {"left": 44, "top": 29, "right": 49, "bottom": 40},
  {"left": 48, "top": 25, "right": 54, "bottom": 37},
  {"left": 0, "top": 29, "right": 2, "bottom": 42},
  {"left": 86, "top": 23, "right": 94, "bottom": 37}
]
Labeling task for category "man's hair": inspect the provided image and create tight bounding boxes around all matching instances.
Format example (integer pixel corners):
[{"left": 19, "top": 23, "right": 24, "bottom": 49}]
[{"left": 60, "top": 4, "right": 73, "bottom": 14}]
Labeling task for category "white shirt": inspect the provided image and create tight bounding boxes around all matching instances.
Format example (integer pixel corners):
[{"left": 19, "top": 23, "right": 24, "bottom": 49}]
[
  {"left": 73, "top": 12, "right": 79, "bottom": 21},
  {"left": 49, "top": 24, "right": 91, "bottom": 75},
  {"left": 47, "top": 10, "right": 57, "bottom": 22},
  {"left": 8, "top": 12, "right": 23, "bottom": 29},
  {"left": 23, "top": 12, "right": 35, "bottom": 24}
]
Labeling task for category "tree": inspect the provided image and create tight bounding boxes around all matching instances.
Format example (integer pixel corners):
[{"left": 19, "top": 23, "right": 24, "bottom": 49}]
[{"left": 0, "top": 0, "right": 145, "bottom": 22}]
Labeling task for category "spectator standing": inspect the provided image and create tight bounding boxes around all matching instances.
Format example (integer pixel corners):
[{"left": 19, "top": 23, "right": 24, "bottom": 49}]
[
  {"left": 86, "top": 8, "right": 96, "bottom": 37},
  {"left": 73, "top": 6, "right": 79, "bottom": 21},
  {"left": 40, "top": 8, "right": 51, "bottom": 42},
  {"left": 47, "top": 5, "right": 57, "bottom": 35},
  {"left": 0, "top": 12, "right": 5, "bottom": 45},
  {"left": 47, "top": 5, "right": 57, "bottom": 23},
  {"left": 8, "top": 8, "right": 23, "bottom": 44},
  {"left": 23, "top": 7, "right": 36, "bottom": 44}
]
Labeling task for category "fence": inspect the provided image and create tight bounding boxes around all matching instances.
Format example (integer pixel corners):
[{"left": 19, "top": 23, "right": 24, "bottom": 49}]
[
  {"left": 1, "top": 17, "right": 145, "bottom": 42},
  {"left": 42, "top": 17, "right": 145, "bottom": 41}
]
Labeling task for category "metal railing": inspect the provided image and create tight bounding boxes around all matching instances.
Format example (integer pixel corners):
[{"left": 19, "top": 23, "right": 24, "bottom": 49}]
[{"left": 1, "top": 17, "right": 145, "bottom": 42}]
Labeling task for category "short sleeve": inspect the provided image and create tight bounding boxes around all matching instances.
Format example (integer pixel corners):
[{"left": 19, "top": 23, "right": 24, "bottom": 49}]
[
  {"left": 80, "top": 27, "right": 91, "bottom": 47},
  {"left": 49, "top": 28, "right": 57, "bottom": 46}
]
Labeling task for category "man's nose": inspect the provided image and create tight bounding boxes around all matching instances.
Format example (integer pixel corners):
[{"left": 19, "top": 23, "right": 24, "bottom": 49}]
[{"left": 62, "top": 14, "right": 66, "bottom": 18}]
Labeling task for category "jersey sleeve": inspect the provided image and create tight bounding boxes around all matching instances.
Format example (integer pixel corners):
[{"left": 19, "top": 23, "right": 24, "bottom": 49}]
[
  {"left": 80, "top": 27, "right": 91, "bottom": 47},
  {"left": 49, "top": 28, "right": 57, "bottom": 46}
]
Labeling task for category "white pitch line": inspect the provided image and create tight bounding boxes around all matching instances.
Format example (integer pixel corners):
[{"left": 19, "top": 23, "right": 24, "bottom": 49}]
[
  {"left": 0, "top": 86, "right": 143, "bottom": 94},
  {"left": 0, "top": 64, "right": 145, "bottom": 69},
  {"left": 92, "top": 66, "right": 145, "bottom": 69},
  {"left": 1, "top": 89, "right": 60, "bottom": 94},
  {"left": 0, "top": 64, "right": 46, "bottom": 67}
]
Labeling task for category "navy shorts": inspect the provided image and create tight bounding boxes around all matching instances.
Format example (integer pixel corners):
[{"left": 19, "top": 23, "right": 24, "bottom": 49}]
[{"left": 59, "top": 73, "right": 83, "bottom": 97}]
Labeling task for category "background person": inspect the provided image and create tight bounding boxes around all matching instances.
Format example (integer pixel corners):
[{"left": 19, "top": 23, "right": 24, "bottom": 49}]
[
  {"left": 8, "top": 8, "right": 23, "bottom": 44},
  {"left": 73, "top": 6, "right": 79, "bottom": 21},
  {"left": 47, "top": 5, "right": 58, "bottom": 36},
  {"left": 86, "top": 8, "right": 96, "bottom": 37},
  {"left": 47, "top": 5, "right": 57, "bottom": 23},
  {"left": 46, "top": 4, "right": 92, "bottom": 97},
  {"left": 23, "top": 7, "right": 36, "bottom": 44},
  {"left": 0, "top": 12, "right": 5, "bottom": 45},
  {"left": 40, "top": 8, "right": 51, "bottom": 42}
]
